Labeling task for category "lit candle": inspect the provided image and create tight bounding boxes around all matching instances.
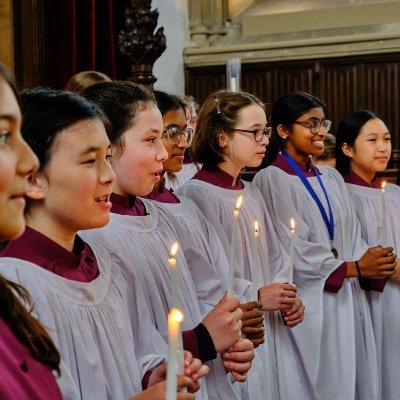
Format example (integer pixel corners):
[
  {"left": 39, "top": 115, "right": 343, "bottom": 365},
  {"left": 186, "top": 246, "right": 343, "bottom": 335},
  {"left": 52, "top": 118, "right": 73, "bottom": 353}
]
[
  {"left": 251, "top": 221, "right": 260, "bottom": 301},
  {"left": 227, "top": 196, "right": 243, "bottom": 298},
  {"left": 381, "top": 182, "right": 388, "bottom": 246},
  {"left": 229, "top": 77, "right": 238, "bottom": 92},
  {"left": 166, "top": 308, "right": 184, "bottom": 400},
  {"left": 169, "top": 243, "right": 179, "bottom": 309},
  {"left": 288, "top": 218, "right": 295, "bottom": 284}
]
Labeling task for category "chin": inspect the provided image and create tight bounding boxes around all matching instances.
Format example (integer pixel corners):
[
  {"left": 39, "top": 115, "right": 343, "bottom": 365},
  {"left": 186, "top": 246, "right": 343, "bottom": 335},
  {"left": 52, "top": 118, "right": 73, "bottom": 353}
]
[
  {"left": 139, "top": 184, "right": 155, "bottom": 197},
  {"left": 1, "top": 221, "right": 26, "bottom": 241},
  {"left": 86, "top": 215, "right": 111, "bottom": 230}
]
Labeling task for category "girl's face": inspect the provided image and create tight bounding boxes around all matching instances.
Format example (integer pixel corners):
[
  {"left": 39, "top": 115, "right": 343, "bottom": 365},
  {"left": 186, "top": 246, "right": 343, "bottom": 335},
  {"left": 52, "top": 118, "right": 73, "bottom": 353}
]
[
  {"left": 345, "top": 118, "right": 391, "bottom": 176},
  {"left": 30, "top": 118, "right": 115, "bottom": 233},
  {"left": 222, "top": 103, "right": 269, "bottom": 169},
  {"left": 283, "top": 107, "right": 328, "bottom": 161},
  {"left": 0, "top": 78, "right": 38, "bottom": 241},
  {"left": 161, "top": 107, "right": 190, "bottom": 173},
  {"left": 111, "top": 105, "right": 168, "bottom": 197}
]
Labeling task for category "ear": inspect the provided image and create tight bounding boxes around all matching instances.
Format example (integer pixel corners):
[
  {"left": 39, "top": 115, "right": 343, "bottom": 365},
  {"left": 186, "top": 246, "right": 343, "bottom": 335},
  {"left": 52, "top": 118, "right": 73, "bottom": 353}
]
[
  {"left": 218, "top": 131, "right": 229, "bottom": 148},
  {"left": 276, "top": 124, "right": 288, "bottom": 139},
  {"left": 26, "top": 172, "right": 46, "bottom": 200},
  {"left": 341, "top": 142, "right": 354, "bottom": 158}
]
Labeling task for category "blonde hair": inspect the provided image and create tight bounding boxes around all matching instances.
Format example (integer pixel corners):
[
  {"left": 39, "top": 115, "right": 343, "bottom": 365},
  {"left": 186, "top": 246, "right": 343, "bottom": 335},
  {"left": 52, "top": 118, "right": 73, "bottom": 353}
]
[{"left": 66, "top": 70, "right": 111, "bottom": 94}]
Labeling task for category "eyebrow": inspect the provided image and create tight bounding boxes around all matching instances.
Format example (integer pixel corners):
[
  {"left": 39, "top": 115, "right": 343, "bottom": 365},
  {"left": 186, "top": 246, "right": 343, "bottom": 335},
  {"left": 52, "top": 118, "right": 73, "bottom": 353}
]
[
  {"left": 78, "top": 146, "right": 101, "bottom": 156},
  {"left": 0, "top": 114, "right": 16, "bottom": 122}
]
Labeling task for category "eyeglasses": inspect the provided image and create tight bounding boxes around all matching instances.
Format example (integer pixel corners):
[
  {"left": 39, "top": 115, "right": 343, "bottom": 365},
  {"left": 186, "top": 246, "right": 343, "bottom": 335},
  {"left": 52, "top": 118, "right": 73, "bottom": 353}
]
[
  {"left": 162, "top": 126, "right": 193, "bottom": 145},
  {"left": 232, "top": 127, "right": 272, "bottom": 142},
  {"left": 292, "top": 119, "right": 332, "bottom": 134}
]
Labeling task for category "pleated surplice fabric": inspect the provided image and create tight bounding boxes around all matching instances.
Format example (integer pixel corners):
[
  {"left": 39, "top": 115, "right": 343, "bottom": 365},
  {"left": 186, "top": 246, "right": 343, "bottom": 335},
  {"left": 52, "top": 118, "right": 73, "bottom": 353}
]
[
  {"left": 148, "top": 195, "right": 256, "bottom": 399},
  {"left": 346, "top": 182, "right": 400, "bottom": 400},
  {"left": 254, "top": 165, "right": 378, "bottom": 400},
  {"left": 164, "top": 162, "right": 202, "bottom": 191},
  {"left": 178, "top": 179, "right": 305, "bottom": 400},
  {"left": 152, "top": 195, "right": 253, "bottom": 311},
  {"left": 0, "top": 243, "right": 166, "bottom": 400},
  {"left": 81, "top": 199, "right": 238, "bottom": 399}
]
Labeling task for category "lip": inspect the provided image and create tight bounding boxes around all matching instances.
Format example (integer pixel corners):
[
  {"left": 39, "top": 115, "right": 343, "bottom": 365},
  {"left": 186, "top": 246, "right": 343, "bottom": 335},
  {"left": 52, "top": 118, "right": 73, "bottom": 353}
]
[
  {"left": 10, "top": 190, "right": 27, "bottom": 205},
  {"left": 151, "top": 169, "right": 163, "bottom": 182},
  {"left": 10, "top": 196, "right": 26, "bottom": 207},
  {"left": 312, "top": 140, "right": 324, "bottom": 148},
  {"left": 172, "top": 154, "right": 185, "bottom": 160},
  {"left": 94, "top": 193, "right": 112, "bottom": 210},
  {"left": 375, "top": 157, "right": 388, "bottom": 162},
  {"left": 256, "top": 151, "right": 266, "bottom": 158}
]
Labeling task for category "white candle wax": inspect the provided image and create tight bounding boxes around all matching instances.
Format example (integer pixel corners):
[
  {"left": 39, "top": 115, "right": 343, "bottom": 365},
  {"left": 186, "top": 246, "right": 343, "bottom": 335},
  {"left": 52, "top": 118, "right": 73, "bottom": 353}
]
[
  {"left": 288, "top": 218, "right": 295, "bottom": 284},
  {"left": 169, "top": 243, "right": 179, "bottom": 309},
  {"left": 229, "top": 77, "right": 238, "bottom": 92},
  {"left": 251, "top": 221, "right": 260, "bottom": 301},
  {"left": 166, "top": 308, "right": 184, "bottom": 400},
  {"left": 381, "top": 182, "right": 388, "bottom": 246},
  {"left": 227, "top": 196, "right": 243, "bottom": 297}
]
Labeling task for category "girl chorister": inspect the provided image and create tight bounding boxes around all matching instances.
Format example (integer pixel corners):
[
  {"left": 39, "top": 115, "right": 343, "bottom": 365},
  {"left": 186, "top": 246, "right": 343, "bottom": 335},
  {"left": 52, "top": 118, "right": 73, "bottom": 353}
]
[
  {"left": 336, "top": 110, "right": 400, "bottom": 400},
  {"left": 177, "top": 90, "right": 305, "bottom": 400},
  {"left": 0, "top": 87, "right": 205, "bottom": 400},
  {"left": 81, "top": 81, "right": 253, "bottom": 400},
  {"left": 0, "top": 63, "right": 62, "bottom": 400},
  {"left": 253, "top": 92, "right": 396, "bottom": 400}
]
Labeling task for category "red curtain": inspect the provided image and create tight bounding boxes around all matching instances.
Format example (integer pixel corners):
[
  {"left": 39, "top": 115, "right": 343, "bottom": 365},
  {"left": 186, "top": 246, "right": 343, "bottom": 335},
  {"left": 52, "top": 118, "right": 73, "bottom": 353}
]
[{"left": 44, "top": 0, "right": 128, "bottom": 89}]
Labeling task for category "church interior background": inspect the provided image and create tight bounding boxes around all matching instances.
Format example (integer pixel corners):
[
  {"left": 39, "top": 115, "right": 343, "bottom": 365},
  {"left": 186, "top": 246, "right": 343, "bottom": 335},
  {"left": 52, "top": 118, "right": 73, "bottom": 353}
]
[{"left": 0, "top": 0, "right": 399, "bottom": 178}]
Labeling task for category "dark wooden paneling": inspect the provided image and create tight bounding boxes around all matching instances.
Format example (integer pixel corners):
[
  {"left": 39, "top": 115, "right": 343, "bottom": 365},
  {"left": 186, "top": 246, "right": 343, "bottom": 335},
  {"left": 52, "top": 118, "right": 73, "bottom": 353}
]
[
  {"left": 319, "top": 62, "right": 359, "bottom": 133},
  {"left": 241, "top": 66, "right": 274, "bottom": 106},
  {"left": 273, "top": 64, "right": 315, "bottom": 100},
  {"left": 362, "top": 60, "right": 400, "bottom": 164},
  {"left": 185, "top": 53, "right": 400, "bottom": 169},
  {"left": 185, "top": 65, "right": 225, "bottom": 104}
]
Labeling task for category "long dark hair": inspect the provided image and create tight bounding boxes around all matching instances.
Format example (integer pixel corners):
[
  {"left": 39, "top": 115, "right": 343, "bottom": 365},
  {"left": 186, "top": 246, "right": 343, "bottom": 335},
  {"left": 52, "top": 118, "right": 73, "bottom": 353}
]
[
  {"left": 20, "top": 87, "right": 105, "bottom": 171},
  {"left": 154, "top": 90, "right": 185, "bottom": 116},
  {"left": 263, "top": 92, "right": 326, "bottom": 167},
  {"left": 0, "top": 63, "right": 60, "bottom": 374},
  {"left": 335, "top": 110, "right": 382, "bottom": 176}
]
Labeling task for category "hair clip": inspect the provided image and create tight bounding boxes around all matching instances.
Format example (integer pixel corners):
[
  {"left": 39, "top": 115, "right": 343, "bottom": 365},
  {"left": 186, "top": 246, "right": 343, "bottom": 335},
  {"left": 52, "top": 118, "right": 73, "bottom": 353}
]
[{"left": 214, "top": 96, "right": 221, "bottom": 114}]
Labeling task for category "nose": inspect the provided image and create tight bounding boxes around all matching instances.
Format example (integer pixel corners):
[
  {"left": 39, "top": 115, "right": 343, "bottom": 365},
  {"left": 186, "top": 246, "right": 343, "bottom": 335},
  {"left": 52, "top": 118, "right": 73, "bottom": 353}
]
[
  {"left": 100, "top": 159, "right": 116, "bottom": 185},
  {"left": 158, "top": 140, "right": 168, "bottom": 162},
  {"left": 17, "top": 136, "right": 39, "bottom": 177},
  {"left": 177, "top": 135, "right": 190, "bottom": 150},
  {"left": 260, "top": 135, "right": 269, "bottom": 146}
]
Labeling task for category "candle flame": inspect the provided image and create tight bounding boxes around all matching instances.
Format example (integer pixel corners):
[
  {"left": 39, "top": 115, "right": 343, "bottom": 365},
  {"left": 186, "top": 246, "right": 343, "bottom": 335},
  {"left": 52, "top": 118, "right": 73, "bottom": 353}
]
[
  {"left": 235, "top": 196, "right": 243, "bottom": 210},
  {"left": 290, "top": 218, "right": 295, "bottom": 230},
  {"left": 170, "top": 242, "right": 179, "bottom": 257},
  {"left": 254, "top": 220, "right": 259, "bottom": 234},
  {"left": 381, "top": 181, "right": 386, "bottom": 191},
  {"left": 170, "top": 307, "right": 184, "bottom": 323}
]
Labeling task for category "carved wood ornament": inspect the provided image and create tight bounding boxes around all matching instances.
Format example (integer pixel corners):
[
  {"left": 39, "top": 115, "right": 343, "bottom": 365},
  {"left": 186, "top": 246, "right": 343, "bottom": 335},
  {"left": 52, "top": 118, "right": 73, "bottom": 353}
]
[{"left": 119, "top": 0, "right": 166, "bottom": 86}]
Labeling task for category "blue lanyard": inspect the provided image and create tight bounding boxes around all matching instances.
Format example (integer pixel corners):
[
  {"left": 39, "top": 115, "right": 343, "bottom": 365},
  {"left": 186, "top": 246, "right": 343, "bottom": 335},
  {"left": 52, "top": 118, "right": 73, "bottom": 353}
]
[{"left": 282, "top": 151, "right": 335, "bottom": 241}]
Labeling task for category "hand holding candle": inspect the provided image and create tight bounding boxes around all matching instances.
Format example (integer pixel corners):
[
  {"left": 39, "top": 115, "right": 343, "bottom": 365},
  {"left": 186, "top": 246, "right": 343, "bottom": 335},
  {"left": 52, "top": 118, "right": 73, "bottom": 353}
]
[
  {"left": 381, "top": 181, "right": 388, "bottom": 246},
  {"left": 288, "top": 218, "right": 295, "bottom": 284},
  {"left": 251, "top": 221, "right": 260, "bottom": 301},
  {"left": 169, "top": 243, "right": 179, "bottom": 309},
  {"left": 166, "top": 307, "right": 184, "bottom": 400},
  {"left": 227, "top": 196, "right": 243, "bottom": 298}
]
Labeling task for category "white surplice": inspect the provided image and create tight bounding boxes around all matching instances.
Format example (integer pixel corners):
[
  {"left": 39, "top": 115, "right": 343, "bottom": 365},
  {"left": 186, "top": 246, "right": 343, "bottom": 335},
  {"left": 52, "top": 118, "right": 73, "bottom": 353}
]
[
  {"left": 177, "top": 179, "right": 306, "bottom": 400},
  {"left": 346, "top": 182, "right": 400, "bottom": 400},
  {"left": 164, "top": 162, "right": 202, "bottom": 191},
  {"left": 81, "top": 199, "right": 239, "bottom": 400},
  {"left": 0, "top": 243, "right": 166, "bottom": 400},
  {"left": 253, "top": 165, "right": 378, "bottom": 400}
]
